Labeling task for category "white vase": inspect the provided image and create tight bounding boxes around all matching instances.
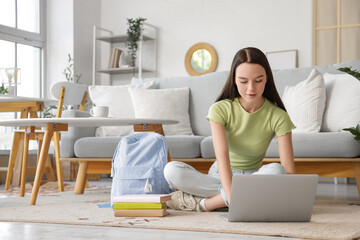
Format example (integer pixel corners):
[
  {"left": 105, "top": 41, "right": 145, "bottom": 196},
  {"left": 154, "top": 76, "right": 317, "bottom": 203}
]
[{"left": 7, "top": 85, "right": 15, "bottom": 96}]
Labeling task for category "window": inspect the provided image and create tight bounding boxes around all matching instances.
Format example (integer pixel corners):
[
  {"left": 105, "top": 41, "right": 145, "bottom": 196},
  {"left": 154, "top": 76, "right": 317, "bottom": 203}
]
[
  {"left": 0, "top": 0, "right": 45, "bottom": 98},
  {"left": 0, "top": 0, "right": 45, "bottom": 149},
  {"left": 313, "top": 0, "right": 360, "bottom": 65}
]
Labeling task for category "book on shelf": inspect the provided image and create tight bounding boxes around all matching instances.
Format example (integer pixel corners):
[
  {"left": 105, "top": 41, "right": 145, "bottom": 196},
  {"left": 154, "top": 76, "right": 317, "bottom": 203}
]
[
  {"left": 112, "top": 194, "right": 172, "bottom": 203},
  {"left": 113, "top": 202, "right": 166, "bottom": 210},
  {"left": 108, "top": 48, "right": 115, "bottom": 68},
  {"left": 114, "top": 48, "right": 122, "bottom": 68},
  {"left": 114, "top": 208, "right": 167, "bottom": 217},
  {"left": 108, "top": 48, "right": 122, "bottom": 68}
]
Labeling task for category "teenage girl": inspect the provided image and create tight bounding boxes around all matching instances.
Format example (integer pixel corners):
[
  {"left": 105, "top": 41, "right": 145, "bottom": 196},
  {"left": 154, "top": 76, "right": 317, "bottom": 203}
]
[{"left": 164, "top": 47, "right": 296, "bottom": 212}]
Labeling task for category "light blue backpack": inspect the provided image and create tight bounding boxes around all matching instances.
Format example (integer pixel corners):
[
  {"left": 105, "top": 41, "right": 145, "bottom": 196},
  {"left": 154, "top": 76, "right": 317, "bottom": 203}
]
[{"left": 110, "top": 132, "right": 173, "bottom": 205}]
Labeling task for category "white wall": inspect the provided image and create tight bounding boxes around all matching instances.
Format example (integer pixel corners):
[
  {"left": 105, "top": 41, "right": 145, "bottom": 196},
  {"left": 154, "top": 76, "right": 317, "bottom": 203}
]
[
  {"left": 46, "top": 0, "right": 100, "bottom": 98},
  {"left": 47, "top": 0, "right": 313, "bottom": 91},
  {"left": 99, "top": 0, "right": 313, "bottom": 83},
  {"left": 74, "top": 0, "right": 101, "bottom": 86},
  {"left": 46, "top": 0, "right": 74, "bottom": 98}
]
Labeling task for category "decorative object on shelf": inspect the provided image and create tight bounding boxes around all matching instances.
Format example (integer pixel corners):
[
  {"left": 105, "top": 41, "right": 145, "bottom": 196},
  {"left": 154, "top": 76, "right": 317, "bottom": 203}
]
[
  {"left": 126, "top": 17, "right": 147, "bottom": 68},
  {"left": 343, "top": 124, "right": 360, "bottom": 143},
  {"left": 0, "top": 83, "right": 8, "bottom": 94},
  {"left": 63, "top": 54, "right": 82, "bottom": 83},
  {"left": 0, "top": 68, "right": 21, "bottom": 95},
  {"left": 185, "top": 42, "right": 218, "bottom": 76},
  {"left": 108, "top": 48, "right": 122, "bottom": 68},
  {"left": 338, "top": 67, "right": 360, "bottom": 81}
]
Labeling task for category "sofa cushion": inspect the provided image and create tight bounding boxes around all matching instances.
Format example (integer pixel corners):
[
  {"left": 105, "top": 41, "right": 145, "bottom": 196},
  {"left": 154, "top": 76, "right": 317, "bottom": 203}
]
[
  {"left": 321, "top": 73, "right": 360, "bottom": 132},
  {"left": 165, "top": 136, "right": 204, "bottom": 158},
  {"left": 200, "top": 136, "right": 215, "bottom": 158},
  {"left": 282, "top": 69, "right": 326, "bottom": 132},
  {"left": 201, "top": 132, "right": 360, "bottom": 159},
  {"left": 266, "top": 132, "right": 360, "bottom": 158},
  {"left": 129, "top": 87, "right": 193, "bottom": 135},
  {"left": 132, "top": 71, "right": 229, "bottom": 136},
  {"left": 74, "top": 137, "right": 121, "bottom": 158},
  {"left": 88, "top": 81, "right": 155, "bottom": 137},
  {"left": 60, "top": 110, "right": 96, "bottom": 158},
  {"left": 74, "top": 135, "right": 204, "bottom": 158}
]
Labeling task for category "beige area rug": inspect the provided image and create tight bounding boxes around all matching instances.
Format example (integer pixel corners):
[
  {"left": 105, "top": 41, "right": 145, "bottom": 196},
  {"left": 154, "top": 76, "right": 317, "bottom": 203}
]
[
  {"left": 0, "top": 187, "right": 359, "bottom": 240},
  {"left": 1, "top": 181, "right": 107, "bottom": 196}
]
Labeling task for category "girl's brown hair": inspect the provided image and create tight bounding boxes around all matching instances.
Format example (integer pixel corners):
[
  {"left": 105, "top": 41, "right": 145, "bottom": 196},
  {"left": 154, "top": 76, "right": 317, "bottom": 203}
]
[{"left": 216, "top": 47, "right": 286, "bottom": 112}]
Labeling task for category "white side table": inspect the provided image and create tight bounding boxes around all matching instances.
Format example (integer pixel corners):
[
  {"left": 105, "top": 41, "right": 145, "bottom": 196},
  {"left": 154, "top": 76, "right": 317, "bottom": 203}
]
[{"left": 0, "top": 117, "right": 178, "bottom": 205}]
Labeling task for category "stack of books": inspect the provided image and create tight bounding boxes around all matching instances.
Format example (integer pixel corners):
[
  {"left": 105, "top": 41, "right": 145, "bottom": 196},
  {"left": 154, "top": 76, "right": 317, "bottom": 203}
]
[{"left": 112, "top": 194, "right": 172, "bottom": 217}]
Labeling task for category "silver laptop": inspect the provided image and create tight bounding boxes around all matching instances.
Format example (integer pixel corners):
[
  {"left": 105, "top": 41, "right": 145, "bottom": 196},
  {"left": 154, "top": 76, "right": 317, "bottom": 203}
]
[{"left": 222, "top": 174, "right": 319, "bottom": 222}]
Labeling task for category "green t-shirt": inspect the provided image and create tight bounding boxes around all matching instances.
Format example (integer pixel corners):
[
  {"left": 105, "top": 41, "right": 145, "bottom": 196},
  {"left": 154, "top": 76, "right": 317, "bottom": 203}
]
[{"left": 206, "top": 98, "right": 296, "bottom": 171}]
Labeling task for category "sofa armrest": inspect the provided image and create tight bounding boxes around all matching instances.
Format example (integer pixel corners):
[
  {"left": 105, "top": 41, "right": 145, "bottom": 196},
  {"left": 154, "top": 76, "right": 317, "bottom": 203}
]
[{"left": 60, "top": 110, "right": 96, "bottom": 158}]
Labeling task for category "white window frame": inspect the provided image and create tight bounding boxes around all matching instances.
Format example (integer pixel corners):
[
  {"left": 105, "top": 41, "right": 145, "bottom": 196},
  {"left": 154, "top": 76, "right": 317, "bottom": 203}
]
[{"left": 0, "top": 0, "right": 46, "bottom": 97}]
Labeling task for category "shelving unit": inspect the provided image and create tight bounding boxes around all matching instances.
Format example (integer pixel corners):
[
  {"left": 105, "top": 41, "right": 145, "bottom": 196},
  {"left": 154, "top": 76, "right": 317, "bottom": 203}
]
[
  {"left": 96, "top": 67, "right": 153, "bottom": 74},
  {"left": 92, "top": 24, "right": 157, "bottom": 85}
]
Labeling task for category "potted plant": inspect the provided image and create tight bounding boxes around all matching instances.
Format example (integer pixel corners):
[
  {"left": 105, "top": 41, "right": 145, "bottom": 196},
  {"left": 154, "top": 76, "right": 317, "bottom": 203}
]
[
  {"left": 126, "top": 17, "right": 147, "bottom": 69},
  {"left": 63, "top": 54, "right": 81, "bottom": 83}
]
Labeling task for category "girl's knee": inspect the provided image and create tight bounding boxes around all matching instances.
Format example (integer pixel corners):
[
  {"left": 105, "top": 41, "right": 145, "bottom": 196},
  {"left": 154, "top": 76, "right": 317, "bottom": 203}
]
[
  {"left": 255, "top": 163, "right": 287, "bottom": 175},
  {"left": 163, "top": 162, "right": 176, "bottom": 181},
  {"left": 163, "top": 161, "right": 187, "bottom": 183}
]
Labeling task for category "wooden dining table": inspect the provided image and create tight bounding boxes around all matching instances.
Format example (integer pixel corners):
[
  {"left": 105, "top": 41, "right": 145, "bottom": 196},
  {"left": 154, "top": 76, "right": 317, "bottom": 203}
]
[
  {"left": 0, "top": 96, "right": 45, "bottom": 117},
  {"left": 0, "top": 96, "right": 56, "bottom": 187}
]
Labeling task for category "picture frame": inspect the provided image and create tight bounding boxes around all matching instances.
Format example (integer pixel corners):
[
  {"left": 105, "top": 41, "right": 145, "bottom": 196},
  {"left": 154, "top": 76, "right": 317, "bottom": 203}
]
[{"left": 265, "top": 49, "right": 298, "bottom": 70}]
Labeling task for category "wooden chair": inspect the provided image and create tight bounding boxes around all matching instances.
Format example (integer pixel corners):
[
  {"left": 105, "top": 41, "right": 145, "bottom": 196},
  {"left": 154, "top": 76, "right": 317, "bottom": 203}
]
[{"left": 4, "top": 81, "right": 88, "bottom": 196}]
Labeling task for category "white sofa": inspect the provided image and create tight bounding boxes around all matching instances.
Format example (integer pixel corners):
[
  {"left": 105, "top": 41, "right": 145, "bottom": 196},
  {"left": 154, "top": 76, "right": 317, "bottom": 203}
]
[{"left": 60, "top": 60, "right": 360, "bottom": 196}]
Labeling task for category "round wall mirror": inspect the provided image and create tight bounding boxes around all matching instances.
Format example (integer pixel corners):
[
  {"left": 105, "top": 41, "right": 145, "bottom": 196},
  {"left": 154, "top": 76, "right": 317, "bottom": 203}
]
[{"left": 185, "top": 42, "right": 218, "bottom": 76}]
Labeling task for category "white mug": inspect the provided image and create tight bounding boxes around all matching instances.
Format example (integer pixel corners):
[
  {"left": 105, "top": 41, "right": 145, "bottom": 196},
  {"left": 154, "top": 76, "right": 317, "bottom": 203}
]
[{"left": 90, "top": 106, "right": 109, "bottom": 118}]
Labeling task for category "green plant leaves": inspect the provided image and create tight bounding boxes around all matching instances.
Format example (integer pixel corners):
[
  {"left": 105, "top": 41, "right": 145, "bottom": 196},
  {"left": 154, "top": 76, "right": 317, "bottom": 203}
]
[
  {"left": 63, "top": 54, "right": 81, "bottom": 83},
  {"left": 343, "top": 124, "right": 360, "bottom": 142},
  {"left": 338, "top": 67, "right": 360, "bottom": 80},
  {"left": 126, "top": 17, "right": 147, "bottom": 68},
  {"left": 40, "top": 105, "right": 57, "bottom": 118},
  {"left": 0, "top": 84, "right": 8, "bottom": 94}
]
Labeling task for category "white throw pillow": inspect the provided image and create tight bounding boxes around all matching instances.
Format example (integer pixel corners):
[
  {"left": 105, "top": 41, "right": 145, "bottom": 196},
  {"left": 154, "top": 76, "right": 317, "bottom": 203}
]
[
  {"left": 282, "top": 69, "right": 326, "bottom": 132},
  {"left": 88, "top": 81, "right": 155, "bottom": 136},
  {"left": 129, "top": 87, "right": 193, "bottom": 135},
  {"left": 321, "top": 73, "right": 360, "bottom": 132}
]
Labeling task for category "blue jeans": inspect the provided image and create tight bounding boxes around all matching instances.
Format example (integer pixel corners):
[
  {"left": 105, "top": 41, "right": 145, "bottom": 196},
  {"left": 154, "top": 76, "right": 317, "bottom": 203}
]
[{"left": 163, "top": 161, "right": 287, "bottom": 206}]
